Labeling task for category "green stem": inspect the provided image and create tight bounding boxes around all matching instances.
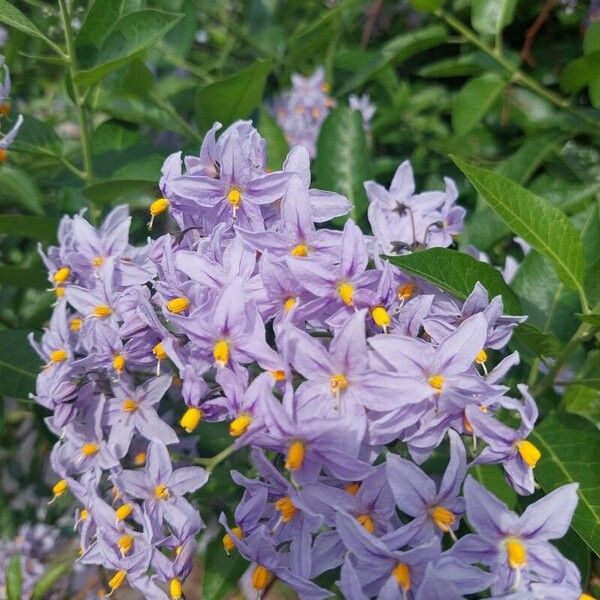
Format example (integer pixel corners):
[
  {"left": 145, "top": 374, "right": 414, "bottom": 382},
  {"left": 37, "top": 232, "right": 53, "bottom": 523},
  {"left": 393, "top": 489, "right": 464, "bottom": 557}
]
[
  {"left": 59, "top": 156, "right": 86, "bottom": 180},
  {"left": 148, "top": 91, "right": 202, "bottom": 143},
  {"left": 435, "top": 8, "right": 600, "bottom": 134},
  {"left": 58, "top": 0, "right": 94, "bottom": 186},
  {"left": 193, "top": 443, "right": 238, "bottom": 472}
]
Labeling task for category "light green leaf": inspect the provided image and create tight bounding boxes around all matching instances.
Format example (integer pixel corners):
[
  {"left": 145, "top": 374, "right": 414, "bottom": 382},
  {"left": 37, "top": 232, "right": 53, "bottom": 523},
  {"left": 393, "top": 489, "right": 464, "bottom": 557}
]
[
  {"left": 512, "top": 323, "right": 561, "bottom": 358},
  {"left": 563, "top": 385, "right": 600, "bottom": 428},
  {"left": 10, "top": 115, "right": 62, "bottom": 159},
  {"left": 201, "top": 536, "right": 248, "bottom": 600},
  {"left": 418, "top": 52, "right": 487, "bottom": 78},
  {"left": 472, "top": 464, "right": 516, "bottom": 508},
  {"left": 0, "top": 165, "right": 44, "bottom": 215},
  {"left": 74, "top": 9, "right": 182, "bottom": 87},
  {"left": 452, "top": 156, "right": 586, "bottom": 294},
  {"left": 472, "top": 0, "right": 518, "bottom": 36},
  {"left": 5, "top": 555, "right": 22, "bottom": 600},
  {"left": 82, "top": 179, "right": 158, "bottom": 204},
  {"left": 452, "top": 73, "right": 506, "bottom": 136},
  {"left": 0, "top": 330, "right": 41, "bottom": 400},
  {"left": 410, "top": 0, "right": 445, "bottom": 12},
  {"left": 0, "top": 267, "right": 47, "bottom": 290},
  {"left": 257, "top": 108, "right": 289, "bottom": 171},
  {"left": 560, "top": 51, "right": 600, "bottom": 93},
  {"left": 531, "top": 413, "right": 600, "bottom": 554},
  {"left": 75, "top": 0, "right": 126, "bottom": 63},
  {"left": 195, "top": 61, "right": 272, "bottom": 132},
  {"left": 385, "top": 248, "right": 521, "bottom": 314},
  {"left": 30, "top": 560, "right": 75, "bottom": 600},
  {"left": 578, "top": 313, "right": 600, "bottom": 328},
  {"left": 0, "top": 216, "right": 58, "bottom": 244},
  {"left": 314, "top": 106, "right": 371, "bottom": 223}
]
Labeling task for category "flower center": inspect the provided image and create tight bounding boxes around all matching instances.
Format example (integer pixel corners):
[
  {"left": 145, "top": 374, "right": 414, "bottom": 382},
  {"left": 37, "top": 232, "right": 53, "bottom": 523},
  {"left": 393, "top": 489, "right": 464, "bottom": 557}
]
[
  {"left": 428, "top": 374, "right": 444, "bottom": 392},
  {"left": 223, "top": 526, "right": 244, "bottom": 553},
  {"left": 93, "top": 304, "right": 113, "bottom": 318},
  {"left": 397, "top": 283, "right": 416, "bottom": 301},
  {"left": 505, "top": 537, "right": 527, "bottom": 569},
  {"left": 429, "top": 505, "right": 455, "bottom": 532},
  {"left": 356, "top": 514, "right": 375, "bottom": 533},
  {"left": 70, "top": 317, "right": 83, "bottom": 332},
  {"left": 170, "top": 578, "right": 183, "bottom": 600},
  {"left": 270, "top": 369, "right": 286, "bottom": 381},
  {"left": 166, "top": 297, "right": 190, "bottom": 314},
  {"left": 92, "top": 256, "right": 104, "bottom": 268},
  {"left": 516, "top": 440, "right": 541, "bottom": 467},
  {"left": 475, "top": 349, "right": 488, "bottom": 364},
  {"left": 337, "top": 281, "right": 354, "bottom": 305},
  {"left": 284, "top": 296, "right": 297, "bottom": 312},
  {"left": 154, "top": 484, "right": 170, "bottom": 500},
  {"left": 153, "top": 342, "right": 167, "bottom": 361},
  {"left": 285, "top": 440, "right": 305, "bottom": 471},
  {"left": 52, "top": 479, "right": 68, "bottom": 498},
  {"left": 81, "top": 442, "right": 99, "bottom": 457},
  {"left": 112, "top": 354, "right": 126, "bottom": 374},
  {"left": 108, "top": 570, "right": 127, "bottom": 592},
  {"left": 117, "top": 534, "right": 134, "bottom": 556},
  {"left": 275, "top": 496, "right": 297, "bottom": 523},
  {"left": 121, "top": 398, "right": 137, "bottom": 413},
  {"left": 345, "top": 482, "right": 360, "bottom": 495},
  {"left": 150, "top": 197, "right": 170, "bottom": 216},
  {"left": 330, "top": 373, "right": 349, "bottom": 394},
  {"left": 290, "top": 243, "right": 308, "bottom": 257},
  {"left": 134, "top": 452, "right": 146, "bottom": 466},
  {"left": 213, "top": 339, "right": 230, "bottom": 367},
  {"left": 227, "top": 187, "right": 241, "bottom": 207},
  {"left": 392, "top": 562, "right": 411, "bottom": 592},
  {"left": 180, "top": 407, "right": 203, "bottom": 433},
  {"left": 50, "top": 348, "right": 68, "bottom": 363},
  {"left": 116, "top": 503, "right": 133, "bottom": 521},
  {"left": 229, "top": 413, "right": 252, "bottom": 437}
]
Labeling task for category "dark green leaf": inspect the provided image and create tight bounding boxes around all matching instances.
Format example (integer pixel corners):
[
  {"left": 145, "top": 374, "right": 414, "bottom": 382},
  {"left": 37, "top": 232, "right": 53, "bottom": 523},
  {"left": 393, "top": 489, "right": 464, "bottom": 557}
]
[
  {"left": 578, "top": 313, "right": 600, "bottom": 328},
  {"left": 75, "top": 0, "right": 126, "bottom": 64},
  {"left": 560, "top": 51, "right": 600, "bottom": 93},
  {"left": 5, "top": 554, "right": 22, "bottom": 600},
  {"left": 452, "top": 156, "right": 586, "bottom": 293},
  {"left": 0, "top": 216, "right": 58, "bottom": 244},
  {"left": 0, "top": 165, "right": 44, "bottom": 215},
  {"left": 452, "top": 73, "right": 506, "bottom": 136},
  {"left": 0, "top": 267, "right": 47, "bottom": 290},
  {"left": 257, "top": 108, "right": 289, "bottom": 171},
  {"left": 0, "top": 0, "right": 61, "bottom": 54},
  {"left": 0, "top": 330, "right": 41, "bottom": 400},
  {"left": 82, "top": 179, "right": 159, "bottom": 204},
  {"left": 410, "top": 0, "right": 445, "bottom": 12},
  {"left": 30, "top": 560, "right": 75, "bottom": 600},
  {"left": 472, "top": 0, "right": 518, "bottom": 36},
  {"left": 512, "top": 323, "right": 561, "bottom": 358},
  {"left": 472, "top": 464, "right": 516, "bottom": 508},
  {"left": 563, "top": 385, "right": 600, "bottom": 428},
  {"left": 585, "top": 257, "right": 600, "bottom": 307},
  {"left": 385, "top": 248, "right": 522, "bottom": 314},
  {"left": 531, "top": 414, "right": 600, "bottom": 554},
  {"left": 201, "top": 535, "right": 248, "bottom": 600},
  {"left": 74, "top": 9, "right": 182, "bottom": 86},
  {"left": 314, "top": 106, "right": 371, "bottom": 223},
  {"left": 418, "top": 53, "right": 487, "bottom": 78},
  {"left": 195, "top": 61, "right": 272, "bottom": 132},
  {"left": 10, "top": 115, "right": 62, "bottom": 159}
]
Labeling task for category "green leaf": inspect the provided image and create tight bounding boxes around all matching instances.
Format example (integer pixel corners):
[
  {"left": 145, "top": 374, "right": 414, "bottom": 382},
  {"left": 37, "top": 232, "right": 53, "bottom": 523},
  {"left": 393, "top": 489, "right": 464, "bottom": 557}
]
[
  {"left": 512, "top": 323, "right": 561, "bottom": 358},
  {"left": 418, "top": 53, "right": 487, "bottom": 78},
  {"left": 452, "top": 73, "right": 506, "bottom": 136},
  {"left": 0, "top": 216, "right": 58, "bottom": 244},
  {"left": 5, "top": 554, "right": 22, "bottom": 600},
  {"left": 0, "top": 165, "right": 44, "bottom": 215},
  {"left": 201, "top": 535, "right": 248, "bottom": 600},
  {"left": 472, "top": 0, "right": 518, "bottom": 36},
  {"left": 10, "top": 115, "right": 62, "bottom": 159},
  {"left": 0, "top": 267, "right": 48, "bottom": 290},
  {"left": 337, "top": 25, "right": 448, "bottom": 95},
  {"left": 452, "top": 156, "right": 586, "bottom": 294},
  {"left": 410, "top": 0, "right": 445, "bottom": 12},
  {"left": 385, "top": 248, "right": 521, "bottom": 314},
  {"left": 563, "top": 385, "right": 600, "bottom": 428},
  {"left": 0, "top": 329, "right": 41, "bottom": 401},
  {"left": 74, "top": 9, "right": 182, "bottom": 87},
  {"left": 30, "top": 560, "right": 75, "bottom": 600},
  {"left": 578, "top": 313, "right": 600, "bottom": 328},
  {"left": 195, "top": 61, "right": 272, "bottom": 132},
  {"left": 472, "top": 464, "right": 516, "bottom": 508},
  {"left": 560, "top": 51, "right": 600, "bottom": 93},
  {"left": 82, "top": 179, "right": 159, "bottom": 204},
  {"left": 531, "top": 413, "right": 600, "bottom": 554},
  {"left": 257, "top": 108, "right": 289, "bottom": 171},
  {"left": 75, "top": 0, "right": 126, "bottom": 63},
  {"left": 314, "top": 106, "right": 371, "bottom": 223}
]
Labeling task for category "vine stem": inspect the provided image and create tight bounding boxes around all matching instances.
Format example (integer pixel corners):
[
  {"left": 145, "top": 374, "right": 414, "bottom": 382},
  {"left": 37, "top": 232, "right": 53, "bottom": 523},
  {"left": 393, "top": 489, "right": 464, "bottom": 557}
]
[
  {"left": 193, "top": 443, "right": 238, "bottom": 472},
  {"left": 434, "top": 8, "right": 600, "bottom": 134},
  {"left": 58, "top": 0, "right": 94, "bottom": 186}
]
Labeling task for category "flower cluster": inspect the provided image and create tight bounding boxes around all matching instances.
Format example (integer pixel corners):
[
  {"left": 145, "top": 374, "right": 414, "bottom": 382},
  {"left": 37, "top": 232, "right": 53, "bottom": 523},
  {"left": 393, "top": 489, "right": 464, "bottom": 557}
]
[
  {"left": 272, "top": 67, "right": 376, "bottom": 157},
  {"left": 32, "top": 119, "right": 589, "bottom": 600},
  {"left": 0, "top": 57, "right": 23, "bottom": 162}
]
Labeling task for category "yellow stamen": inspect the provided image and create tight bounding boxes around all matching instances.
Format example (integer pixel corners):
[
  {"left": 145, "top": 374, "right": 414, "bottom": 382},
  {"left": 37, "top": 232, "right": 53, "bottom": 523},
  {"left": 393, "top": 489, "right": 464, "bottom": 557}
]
[
  {"left": 356, "top": 514, "right": 375, "bottom": 533},
  {"left": 112, "top": 354, "right": 126, "bottom": 374},
  {"left": 116, "top": 503, "right": 133, "bottom": 521},
  {"left": 0, "top": 149, "right": 7, "bottom": 162},
  {"left": 475, "top": 349, "right": 488, "bottom": 364},
  {"left": 155, "top": 484, "right": 170, "bottom": 500},
  {"left": 229, "top": 413, "right": 252, "bottom": 437},
  {"left": 463, "top": 414, "right": 473, "bottom": 434},
  {"left": 337, "top": 281, "right": 354, "bottom": 305},
  {"left": 227, "top": 187, "right": 241, "bottom": 207},
  {"left": 580, "top": 595, "right": 596, "bottom": 600},
  {"left": 93, "top": 304, "right": 113, "bottom": 318},
  {"left": 274, "top": 496, "right": 297, "bottom": 523},
  {"left": 121, "top": 398, "right": 137, "bottom": 413},
  {"left": 290, "top": 243, "right": 308, "bottom": 257},
  {"left": 330, "top": 373, "right": 349, "bottom": 394},
  {"left": 134, "top": 452, "right": 146, "bottom": 466},
  {"left": 223, "top": 526, "right": 244, "bottom": 553},
  {"left": 80, "top": 509, "right": 89, "bottom": 521},
  {"left": 284, "top": 297, "right": 297, "bottom": 312},
  {"left": 153, "top": 341, "right": 167, "bottom": 361},
  {"left": 92, "top": 256, "right": 104, "bottom": 268},
  {"left": 169, "top": 578, "right": 183, "bottom": 600},
  {"left": 180, "top": 407, "right": 203, "bottom": 433},
  {"left": 516, "top": 440, "right": 541, "bottom": 467},
  {"left": 166, "top": 297, "right": 190, "bottom": 314},
  {"left": 213, "top": 339, "right": 230, "bottom": 367},
  {"left": 251, "top": 565, "right": 271, "bottom": 591},
  {"left": 345, "top": 482, "right": 360, "bottom": 496},
  {"left": 429, "top": 506, "right": 455, "bottom": 532},
  {"left": 52, "top": 479, "right": 68, "bottom": 497},
  {"left": 150, "top": 198, "right": 170, "bottom": 216},
  {"left": 371, "top": 306, "right": 391, "bottom": 329},
  {"left": 53, "top": 267, "right": 70, "bottom": 283},
  {"left": 108, "top": 570, "right": 127, "bottom": 591},
  {"left": 270, "top": 369, "right": 286, "bottom": 381},
  {"left": 392, "top": 562, "right": 411, "bottom": 592},
  {"left": 428, "top": 374, "right": 444, "bottom": 392},
  {"left": 398, "top": 283, "right": 416, "bottom": 301},
  {"left": 50, "top": 348, "right": 68, "bottom": 363},
  {"left": 118, "top": 534, "right": 134, "bottom": 556},
  {"left": 81, "top": 442, "right": 99, "bottom": 457},
  {"left": 55, "top": 286, "right": 65, "bottom": 298},
  {"left": 285, "top": 440, "right": 305, "bottom": 471},
  {"left": 70, "top": 317, "right": 83, "bottom": 332},
  {"left": 505, "top": 537, "right": 527, "bottom": 569}
]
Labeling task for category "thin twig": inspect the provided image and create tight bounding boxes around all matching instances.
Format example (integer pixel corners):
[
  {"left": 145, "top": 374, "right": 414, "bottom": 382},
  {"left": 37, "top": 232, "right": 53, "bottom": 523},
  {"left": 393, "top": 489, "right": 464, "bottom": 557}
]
[
  {"left": 361, "top": 0, "right": 384, "bottom": 48},
  {"left": 521, "top": 0, "right": 556, "bottom": 67}
]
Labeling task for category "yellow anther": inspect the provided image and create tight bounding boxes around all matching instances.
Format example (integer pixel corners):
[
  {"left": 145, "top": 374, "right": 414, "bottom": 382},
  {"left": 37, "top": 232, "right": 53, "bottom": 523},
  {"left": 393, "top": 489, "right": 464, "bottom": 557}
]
[
  {"left": 463, "top": 414, "right": 473, "bottom": 434},
  {"left": 112, "top": 353, "right": 126, "bottom": 374},
  {"left": 155, "top": 484, "right": 170, "bottom": 500},
  {"left": 398, "top": 283, "right": 416, "bottom": 301},
  {"left": 134, "top": 452, "right": 146, "bottom": 466},
  {"left": 321, "top": 82, "right": 330, "bottom": 93},
  {"left": 251, "top": 565, "right": 271, "bottom": 591},
  {"left": 81, "top": 442, "right": 99, "bottom": 457},
  {"left": 290, "top": 243, "right": 308, "bottom": 257},
  {"left": 150, "top": 198, "right": 170, "bottom": 216},
  {"left": 92, "top": 256, "right": 104, "bottom": 268},
  {"left": 153, "top": 342, "right": 167, "bottom": 361},
  {"left": 505, "top": 537, "right": 527, "bottom": 569},
  {"left": 227, "top": 187, "right": 241, "bottom": 206},
  {"left": 371, "top": 306, "right": 391, "bottom": 329},
  {"left": 80, "top": 509, "right": 89, "bottom": 521},
  {"left": 275, "top": 496, "right": 297, "bottom": 523},
  {"left": 166, "top": 297, "right": 190, "bottom": 314},
  {"left": 270, "top": 369, "right": 286, "bottom": 381},
  {"left": 180, "top": 407, "right": 203, "bottom": 433},
  {"left": 53, "top": 267, "right": 70, "bottom": 283},
  {"left": 223, "top": 526, "right": 244, "bottom": 553},
  {"left": 50, "top": 348, "right": 68, "bottom": 363},
  {"left": 70, "top": 317, "right": 83, "bottom": 332},
  {"left": 330, "top": 373, "right": 349, "bottom": 394},
  {"left": 430, "top": 506, "right": 455, "bottom": 532},
  {"left": 0, "top": 149, "right": 7, "bottom": 162},
  {"left": 117, "top": 534, "right": 134, "bottom": 556},
  {"left": 121, "top": 398, "right": 137, "bottom": 413},
  {"left": 213, "top": 339, "right": 230, "bottom": 367},
  {"left": 169, "top": 578, "right": 183, "bottom": 600},
  {"left": 175, "top": 545, "right": 183, "bottom": 557},
  {"left": 475, "top": 349, "right": 488, "bottom": 364},
  {"left": 345, "top": 482, "right": 360, "bottom": 496},
  {"left": 108, "top": 570, "right": 127, "bottom": 591},
  {"left": 229, "top": 413, "right": 252, "bottom": 437},
  {"left": 516, "top": 440, "right": 541, "bottom": 467},
  {"left": 0, "top": 103, "right": 10, "bottom": 116},
  {"left": 116, "top": 503, "right": 133, "bottom": 521},
  {"left": 52, "top": 479, "right": 68, "bottom": 497},
  {"left": 356, "top": 514, "right": 375, "bottom": 533},
  {"left": 392, "top": 562, "right": 411, "bottom": 592},
  {"left": 428, "top": 374, "right": 444, "bottom": 392},
  {"left": 580, "top": 595, "right": 596, "bottom": 600},
  {"left": 285, "top": 440, "right": 305, "bottom": 471},
  {"left": 337, "top": 281, "right": 354, "bottom": 305},
  {"left": 284, "top": 297, "right": 297, "bottom": 312},
  {"left": 55, "top": 286, "right": 65, "bottom": 298},
  {"left": 93, "top": 304, "right": 113, "bottom": 318}
]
